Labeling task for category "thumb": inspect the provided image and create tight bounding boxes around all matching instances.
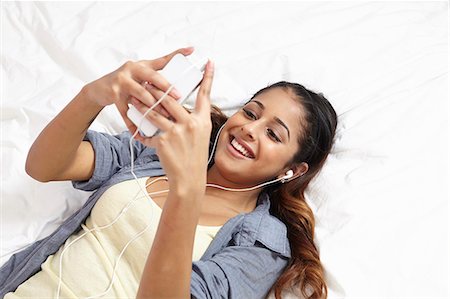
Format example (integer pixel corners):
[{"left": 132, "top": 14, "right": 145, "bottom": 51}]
[{"left": 195, "top": 60, "right": 214, "bottom": 117}]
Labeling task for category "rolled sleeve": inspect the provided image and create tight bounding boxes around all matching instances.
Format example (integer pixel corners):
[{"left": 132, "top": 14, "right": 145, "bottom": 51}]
[
  {"left": 72, "top": 130, "right": 146, "bottom": 191},
  {"left": 190, "top": 243, "right": 290, "bottom": 299}
]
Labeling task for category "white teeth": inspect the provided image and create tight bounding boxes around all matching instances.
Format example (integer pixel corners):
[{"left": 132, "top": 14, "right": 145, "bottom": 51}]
[{"left": 231, "top": 138, "right": 252, "bottom": 158}]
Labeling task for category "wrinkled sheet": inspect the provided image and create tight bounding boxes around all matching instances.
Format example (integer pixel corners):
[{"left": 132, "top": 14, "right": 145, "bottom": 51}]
[{"left": 1, "top": 2, "right": 448, "bottom": 298}]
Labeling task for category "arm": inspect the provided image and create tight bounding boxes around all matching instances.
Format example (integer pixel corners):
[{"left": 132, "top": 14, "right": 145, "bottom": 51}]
[
  {"left": 25, "top": 87, "right": 102, "bottom": 182},
  {"left": 136, "top": 60, "right": 214, "bottom": 298},
  {"left": 25, "top": 47, "right": 192, "bottom": 183},
  {"left": 137, "top": 189, "right": 203, "bottom": 298}
]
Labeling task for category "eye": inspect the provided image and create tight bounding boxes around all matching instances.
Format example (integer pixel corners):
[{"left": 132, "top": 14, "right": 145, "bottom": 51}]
[
  {"left": 243, "top": 108, "right": 257, "bottom": 120},
  {"left": 267, "top": 128, "right": 282, "bottom": 143}
]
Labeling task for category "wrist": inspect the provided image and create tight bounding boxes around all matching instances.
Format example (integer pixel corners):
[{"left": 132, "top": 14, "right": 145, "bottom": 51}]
[
  {"left": 169, "top": 180, "right": 206, "bottom": 199},
  {"left": 80, "top": 83, "right": 106, "bottom": 110}
]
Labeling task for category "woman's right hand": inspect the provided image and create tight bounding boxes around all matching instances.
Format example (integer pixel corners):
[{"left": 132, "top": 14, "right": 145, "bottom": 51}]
[{"left": 83, "top": 47, "right": 194, "bottom": 140}]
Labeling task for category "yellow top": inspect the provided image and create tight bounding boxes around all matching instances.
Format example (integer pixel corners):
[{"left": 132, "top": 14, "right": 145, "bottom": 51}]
[{"left": 6, "top": 177, "right": 222, "bottom": 298}]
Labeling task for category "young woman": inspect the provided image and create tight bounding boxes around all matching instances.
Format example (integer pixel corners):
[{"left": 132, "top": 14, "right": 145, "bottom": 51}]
[{"left": 2, "top": 47, "right": 337, "bottom": 299}]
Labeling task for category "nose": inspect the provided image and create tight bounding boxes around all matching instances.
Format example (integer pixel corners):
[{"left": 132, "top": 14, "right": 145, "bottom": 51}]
[{"left": 240, "top": 121, "right": 260, "bottom": 141}]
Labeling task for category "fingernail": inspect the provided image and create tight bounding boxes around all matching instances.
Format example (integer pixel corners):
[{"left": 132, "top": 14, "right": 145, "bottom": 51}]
[{"left": 171, "top": 88, "right": 182, "bottom": 99}]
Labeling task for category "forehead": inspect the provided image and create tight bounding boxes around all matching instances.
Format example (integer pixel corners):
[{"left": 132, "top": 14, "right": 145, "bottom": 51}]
[{"left": 251, "top": 88, "right": 304, "bottom": 137}]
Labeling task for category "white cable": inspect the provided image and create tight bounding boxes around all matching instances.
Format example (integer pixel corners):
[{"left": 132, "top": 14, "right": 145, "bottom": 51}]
[
  {"left": 206, "top": 178, "right": 281, "bottom": 192},
  {"left": 206, "top": 121, "right": 224, "bottom": 166}
]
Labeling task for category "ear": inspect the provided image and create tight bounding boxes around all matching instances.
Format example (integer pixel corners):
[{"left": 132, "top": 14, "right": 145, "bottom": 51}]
[{"left": 279, "top": 162, "right": 309, "bottom": 181}]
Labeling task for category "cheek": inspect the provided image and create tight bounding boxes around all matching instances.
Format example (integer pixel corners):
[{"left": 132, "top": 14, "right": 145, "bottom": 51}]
[
  {"left": 258, "top": 143, "right": 296, "bottom": 175},
  {"left": 227, "top": 110, "right": 251, "bottom": 125},
  {"left": 215, "top": 117, "right": 242, "bottom": 147},
  {"left": 257, "top": 143, "right": 282, "bottom": 162}
]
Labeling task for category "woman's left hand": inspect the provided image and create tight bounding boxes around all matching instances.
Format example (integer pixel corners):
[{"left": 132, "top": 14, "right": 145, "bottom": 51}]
[{"left": 131, "top": 61, "right": 214, "bottom": 195}]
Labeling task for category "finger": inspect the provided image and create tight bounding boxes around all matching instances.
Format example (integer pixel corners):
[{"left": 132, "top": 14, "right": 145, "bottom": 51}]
[
  {"left": 129, "top": 81, "right": 170, "bottom": 118},
  {"left": 138, "top": 135, "right": 156, "bottom": 149},
  {"left": 133, "top": 132, "right": 145, "bottom": 144},
  {"left": 146, "top": 84, "right": 190, "bottom": 123},
  {"left": 195, "top": 60, "right": 214, "bottom": 116},
  {"left": 141, "top": 82, "right": 171, "bottom": 118},
  {"left": 138, "top": 133, "right": 163, "bottom": 149},
  {"left": 133, "top": 64, "right": 181, "bottom": 100},
  {"left": 129, "top": 94, "right": 169, "bottom": 121},
  {"left": 130, "top": 97, "right": 174, "bottom": 132},
  {"left": 127, "top": 79, "right": 158, "bottom": 108},
  {"left": 143, "top": 47, "right": 195, "bottom": 70},
  {"left": 130, "top": 95, "right": 170, "bottom": 119},
  {"left": 127, "top": 79, "right": 175, "bottom": 119}
]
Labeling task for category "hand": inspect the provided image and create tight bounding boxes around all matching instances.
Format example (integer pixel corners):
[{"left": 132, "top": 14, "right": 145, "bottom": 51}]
[
  {"left": 132, "top": 60, "right": 215, "bottom": 195},
  {"left": 83, "top": 47, "right": 195, "bottom": 137}
]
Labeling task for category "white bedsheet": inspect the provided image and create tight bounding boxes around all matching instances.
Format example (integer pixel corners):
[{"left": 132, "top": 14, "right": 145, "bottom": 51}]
[{"left": 1, "top": 2, "right": 448, "bottom": 298}]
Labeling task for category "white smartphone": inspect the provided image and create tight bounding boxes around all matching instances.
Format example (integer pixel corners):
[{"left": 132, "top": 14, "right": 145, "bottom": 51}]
[{"left": 127, "top": 53, "right": 207, "bottom": 137}]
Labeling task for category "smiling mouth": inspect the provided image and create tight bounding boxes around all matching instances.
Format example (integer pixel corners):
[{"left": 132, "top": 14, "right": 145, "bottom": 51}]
[{"left": 228, "top": 135, "right": 255, "bottom": 159}]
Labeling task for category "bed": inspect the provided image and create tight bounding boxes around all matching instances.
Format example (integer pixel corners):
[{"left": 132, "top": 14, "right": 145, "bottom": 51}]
[{"left": 1, "top": 1, "right": 448, "bottom": 298}]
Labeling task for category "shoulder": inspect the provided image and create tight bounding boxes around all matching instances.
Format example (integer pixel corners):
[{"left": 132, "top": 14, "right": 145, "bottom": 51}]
[
  {"left": 85, "top": 129, "right": 160, "bottom": 163},
  {"left": 191, "top": 195, "right": 291, "bottom": 298},
  {"left": 231, "top": 194, "right": 291, "bottom": 258},
  {"left": 190, "top": 207, "right": 290, "bottom": 298},
  {"left": 72, "top": 130, "right": 163, "bottom": 191}
]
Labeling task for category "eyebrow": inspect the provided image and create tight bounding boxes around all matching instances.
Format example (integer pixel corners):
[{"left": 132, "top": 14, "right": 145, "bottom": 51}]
[{"left": 251, "top": 100, "right": 291, "bottom": 140}]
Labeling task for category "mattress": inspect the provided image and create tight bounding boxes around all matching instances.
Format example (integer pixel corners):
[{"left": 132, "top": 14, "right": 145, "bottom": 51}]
[{"left": 1, "top": 2, "right": 448, "bottom": 298}]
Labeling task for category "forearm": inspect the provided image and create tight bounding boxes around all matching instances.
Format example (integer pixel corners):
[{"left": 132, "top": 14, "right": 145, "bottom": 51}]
[
  {"left": 25, "top": 85, "right": 104, "bottom": 181},
  {"left": 136, "top": 189, "right": 203, "bottom": 299}
]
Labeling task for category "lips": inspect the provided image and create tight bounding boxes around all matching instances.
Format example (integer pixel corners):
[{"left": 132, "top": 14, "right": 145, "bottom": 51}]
[{"left": 228, "top": 135, "right": 255, "bottom": 159}]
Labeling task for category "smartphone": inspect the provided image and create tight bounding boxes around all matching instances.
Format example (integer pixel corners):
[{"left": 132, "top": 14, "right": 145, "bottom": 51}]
[{"left": 127, "top": 53, "right": 207, "bottom": 137}]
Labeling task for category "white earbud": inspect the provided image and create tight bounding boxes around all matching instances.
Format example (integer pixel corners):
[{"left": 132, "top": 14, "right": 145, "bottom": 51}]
[{"left": 280, "top": 170, "right": 294, "bottom": 183}]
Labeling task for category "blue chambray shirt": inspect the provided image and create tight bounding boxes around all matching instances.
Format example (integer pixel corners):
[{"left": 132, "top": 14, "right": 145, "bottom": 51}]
[{"left": 0, "top": 130, "right": 291, "bottom": 299}]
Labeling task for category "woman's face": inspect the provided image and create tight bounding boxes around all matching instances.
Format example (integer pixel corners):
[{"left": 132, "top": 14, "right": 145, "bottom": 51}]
[{"left": 212, "top": 87, "right": 304, "bottom": 185}]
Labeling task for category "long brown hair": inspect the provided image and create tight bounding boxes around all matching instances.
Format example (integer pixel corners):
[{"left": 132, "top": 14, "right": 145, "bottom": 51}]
[{"left": 207, "top": 81, "right": 338, "bottom": 299}]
